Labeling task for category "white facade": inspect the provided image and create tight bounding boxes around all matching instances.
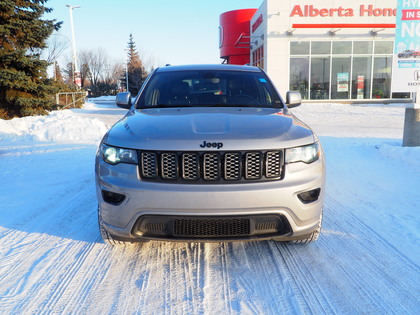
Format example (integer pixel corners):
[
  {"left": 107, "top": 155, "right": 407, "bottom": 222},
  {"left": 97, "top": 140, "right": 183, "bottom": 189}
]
[{"left": 250, "top": 0, "right": 398, "bottom": 100}]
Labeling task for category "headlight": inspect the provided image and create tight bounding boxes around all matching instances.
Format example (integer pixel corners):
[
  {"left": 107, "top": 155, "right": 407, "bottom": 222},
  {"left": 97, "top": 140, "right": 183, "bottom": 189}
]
[
  {"left": 101, "top": 144, "right": 138, "bottom": 165},
  {"left": 286, "top": 142, "right": 320, "bottom": 164}
]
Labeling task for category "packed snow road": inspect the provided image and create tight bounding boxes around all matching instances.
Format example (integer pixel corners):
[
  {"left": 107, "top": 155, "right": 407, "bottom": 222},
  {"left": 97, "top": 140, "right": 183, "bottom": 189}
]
[{"left": 0, "top": 101, "right": 419, "bottom": 314}]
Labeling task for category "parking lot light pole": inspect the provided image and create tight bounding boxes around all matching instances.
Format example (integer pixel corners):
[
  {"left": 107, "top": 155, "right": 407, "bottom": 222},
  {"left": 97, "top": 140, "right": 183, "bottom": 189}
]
[
  {"left": 125, "top": 60, "right": 129, "bottom": 92},
  {"left": 66, "top": 5, "right": 80, "bottom": 87}
]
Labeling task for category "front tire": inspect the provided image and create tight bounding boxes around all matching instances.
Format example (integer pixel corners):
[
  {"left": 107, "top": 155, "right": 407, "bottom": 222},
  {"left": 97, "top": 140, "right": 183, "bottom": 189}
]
[
  {"left": 98, "top": 207, "right": 132, "bottom": 245},
  {"left": 291, "top": 210, "right": 323, "bottom": 244}
]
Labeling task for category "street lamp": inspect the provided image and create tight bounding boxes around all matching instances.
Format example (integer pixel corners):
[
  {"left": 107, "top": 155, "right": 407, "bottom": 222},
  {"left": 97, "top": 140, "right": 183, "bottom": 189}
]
[
  {"left": 66, "top": 4, "right": 80, "bottom": 87},
  {"left": 125, "top": 59, "right": 129, "bottom": 92}
]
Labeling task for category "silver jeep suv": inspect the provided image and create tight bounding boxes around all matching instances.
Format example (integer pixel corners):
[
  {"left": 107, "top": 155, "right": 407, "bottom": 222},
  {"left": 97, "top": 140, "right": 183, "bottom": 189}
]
[{"left": 95, "top": 64, "right": 325, "bottom": 244}]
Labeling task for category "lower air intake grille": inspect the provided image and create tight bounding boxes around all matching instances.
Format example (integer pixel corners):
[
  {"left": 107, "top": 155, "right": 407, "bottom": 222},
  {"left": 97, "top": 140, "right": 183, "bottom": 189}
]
[
  {"left": 174, "top": 218, "right": 250, "bottom": 237},
  {"left": 139, "top": 150, "right": 284, "bottom": 183},
  {"left": 131, "top": 215, "right": 292, "bottom": 240}
]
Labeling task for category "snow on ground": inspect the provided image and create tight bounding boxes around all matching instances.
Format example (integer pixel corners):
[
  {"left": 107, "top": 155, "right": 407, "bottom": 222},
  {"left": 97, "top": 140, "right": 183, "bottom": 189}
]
[
  {"left": 0, "top": 101, "right": 419, "bottom": 314},
  {"left": 0, "top": 109, "right": 108, "bottom": 144}
]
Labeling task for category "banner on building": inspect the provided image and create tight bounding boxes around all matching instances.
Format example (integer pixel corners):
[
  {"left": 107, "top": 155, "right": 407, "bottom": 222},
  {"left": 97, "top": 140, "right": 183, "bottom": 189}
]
[
  {"left": 392, "top": 0, "right": 420, "bottom": 92},
  {"left": 337, "top": 73, "right": 349, "bottom": 92},
  {"left": 357, "top": 75, "right": 365, "bottom": 99}
]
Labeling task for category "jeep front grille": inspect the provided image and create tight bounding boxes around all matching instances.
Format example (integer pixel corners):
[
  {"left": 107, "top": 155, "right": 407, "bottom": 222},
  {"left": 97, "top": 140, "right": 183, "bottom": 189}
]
[{"left": 139, "top": 150, "right": 284, "bottom": 183}]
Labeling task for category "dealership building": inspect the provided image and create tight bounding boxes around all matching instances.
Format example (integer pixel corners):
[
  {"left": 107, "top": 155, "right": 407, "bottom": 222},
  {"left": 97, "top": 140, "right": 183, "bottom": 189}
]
[{"left": 219, "top": 0, "right": 403, "bottom": 101}]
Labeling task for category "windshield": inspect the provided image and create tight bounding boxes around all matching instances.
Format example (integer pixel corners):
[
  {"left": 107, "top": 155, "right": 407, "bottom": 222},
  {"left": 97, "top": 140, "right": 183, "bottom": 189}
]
[{"left": 136, "top": 70, "right": 283, "bottom": 108}]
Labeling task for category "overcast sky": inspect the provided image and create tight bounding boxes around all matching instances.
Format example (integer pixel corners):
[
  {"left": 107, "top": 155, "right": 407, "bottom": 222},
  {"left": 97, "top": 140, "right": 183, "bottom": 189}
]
[{"left": 46, "top": 0, "right": 262, "bottom": 69}]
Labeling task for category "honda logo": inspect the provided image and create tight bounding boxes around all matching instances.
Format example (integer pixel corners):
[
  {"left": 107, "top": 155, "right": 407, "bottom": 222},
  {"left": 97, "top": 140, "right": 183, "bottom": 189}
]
[{"left": 415, "top": 70, "right": 420, "bottom": 81}]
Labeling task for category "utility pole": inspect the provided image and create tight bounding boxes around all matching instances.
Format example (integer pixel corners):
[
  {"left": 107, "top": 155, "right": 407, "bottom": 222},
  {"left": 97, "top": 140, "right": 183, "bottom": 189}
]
[
  {"left": 66, "top": 5, "right": 81, "bottom": 88},
  {"left": 125, "top": 59, "right": 129, "bottom": 92}
]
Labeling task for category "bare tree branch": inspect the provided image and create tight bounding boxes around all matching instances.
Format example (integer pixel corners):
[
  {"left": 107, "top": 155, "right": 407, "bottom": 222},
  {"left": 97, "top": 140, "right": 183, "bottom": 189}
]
[{"left": 45, "top": 34, "right": 70, "bottom": 63}]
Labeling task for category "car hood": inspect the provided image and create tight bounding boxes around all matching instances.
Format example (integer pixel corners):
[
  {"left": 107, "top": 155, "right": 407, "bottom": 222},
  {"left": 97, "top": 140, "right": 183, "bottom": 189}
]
[{"left": 105, "top": 107, "right": 315, "bottom": 151}]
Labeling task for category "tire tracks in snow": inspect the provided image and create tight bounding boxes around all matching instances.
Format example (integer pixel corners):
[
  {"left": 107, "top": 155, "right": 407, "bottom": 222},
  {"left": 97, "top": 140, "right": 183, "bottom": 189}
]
[
  {"left": 0, "top": 168, "right": 101, "bottom": 314},
  {"left": 72, "top": 242, "right": 208, "bottom": 314},
  {"left": 202, "top": 240, "right": 328, "bottom": 314},
  {"left": 1, "top": 141, "right": 419, "bottom": 313},
  {"left": 322, "top": 195, "right": 420, "bottom": 313},
  {"left": 203, "top": 243, "right": 239, "bottom": 314},
  {"left": 266, "top": 194, "right": 420, "bottom": 314}
]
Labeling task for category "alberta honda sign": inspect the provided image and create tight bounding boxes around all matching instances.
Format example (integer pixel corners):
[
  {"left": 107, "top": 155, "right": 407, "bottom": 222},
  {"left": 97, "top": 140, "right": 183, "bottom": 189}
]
[{"left": 289, "top": 5, "right": 396, "bottom": 17}]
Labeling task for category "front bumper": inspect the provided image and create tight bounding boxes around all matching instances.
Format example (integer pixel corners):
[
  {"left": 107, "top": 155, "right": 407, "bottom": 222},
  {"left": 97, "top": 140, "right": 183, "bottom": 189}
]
[{"left": 95, "top": 155, "right": 325, "bottom": 242}]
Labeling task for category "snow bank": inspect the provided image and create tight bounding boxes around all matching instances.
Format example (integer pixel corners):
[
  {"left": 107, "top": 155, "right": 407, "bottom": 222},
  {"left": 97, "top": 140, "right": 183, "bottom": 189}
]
[
  {"left": 292, "top": 102, "right": 406, "bottom": 139},
  {"left": 87, "top": 95, "right": 116, "bottom": 102},
  {"left": 0, "top": 109, "right": 108, "bottom": 144},
  {"left": 376, "top": 142, "right": 420, "bottom": 173}
]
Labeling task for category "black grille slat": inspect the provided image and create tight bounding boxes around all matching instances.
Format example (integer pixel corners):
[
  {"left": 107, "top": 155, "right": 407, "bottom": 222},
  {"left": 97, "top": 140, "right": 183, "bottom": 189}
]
[
  {"left": 245, "top": 152, "right": 262, "bottom": 179},
  {"left": 139, "top": 150, "right": 283, "bottom": 182},
  {"left": 141, "top": 152, "right": 158, "bottom": 178},
  {"left": 256, "top": 221, "right": 278, "bottom": 230},
  {"left": 161, "top": 153, "right": 178, "bottom": 179},
  {"left": 182, "top": 153, "right": 200, "bottom": 180},
  {"left": 203, "top": 153, "right": 221, "bottom": 180},
  {"left": 225, "top": 153, "right": 241, "bottom": 180},
  {"left": 266, "top": 151, "right": 282, "bottom": 178},
  {"left": 145, "top": 223, "right": 165, "bottom": 231}
]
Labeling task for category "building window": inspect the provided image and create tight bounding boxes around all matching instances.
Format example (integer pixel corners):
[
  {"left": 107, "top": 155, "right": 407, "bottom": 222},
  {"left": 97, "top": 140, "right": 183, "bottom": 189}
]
[
  {"left": 352, "top": 56, "right": 372, "bottom": 99},
  {"left": 310, "top": 57, "right": 330, "bottom": 99},
  {"left": 374, "top": 41, "right": 393, "bottom": 54},
  {"left": 252, "top": 45, "right": 264, "bottom": 69},
  {"left": 290, "top": 57, "right": 309, "bottom": 99},
  {"left": 289, "top": 40, "right": 393, "bottom": 100},
  {"left": 331, "top": 56, "right": 351, "bottom": 99},
  {"left": 372, "top": 56, "right": 392, "bottom": 98},
  {"left": 332, "top": 41, "right": 352, "bottom": 54},
  {"left": 353, "top": 41, "right": 373, "bottom": 54},
  {"left": 290, "top": 42, "right": 309, "bottom": 55},
  {"left": 311, "top": 41, "right": 331, "bottom": 55}
]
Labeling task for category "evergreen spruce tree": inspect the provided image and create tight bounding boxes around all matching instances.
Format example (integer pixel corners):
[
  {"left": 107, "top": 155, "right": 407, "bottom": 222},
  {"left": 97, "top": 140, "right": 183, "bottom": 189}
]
[
  {"left": 122, "top": 34, "right": 147, "bottom": 96},
  {"left": 0, "top": 0, "right": 62, "bottom": 118}
]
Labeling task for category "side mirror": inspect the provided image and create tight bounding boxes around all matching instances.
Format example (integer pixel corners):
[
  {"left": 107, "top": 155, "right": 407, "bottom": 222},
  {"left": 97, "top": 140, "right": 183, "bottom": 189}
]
[
  {"left": 286, "top": 91, "right": 302, "bottom": 108},
  {"left": 116, "top": 92, "right": 132, "bottom": 109}
]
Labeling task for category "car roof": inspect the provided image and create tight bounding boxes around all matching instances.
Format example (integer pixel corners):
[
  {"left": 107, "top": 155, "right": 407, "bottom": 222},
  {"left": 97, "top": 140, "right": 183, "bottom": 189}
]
[{"left": 155, "top": 64, "right": 263, "bottom": 73}]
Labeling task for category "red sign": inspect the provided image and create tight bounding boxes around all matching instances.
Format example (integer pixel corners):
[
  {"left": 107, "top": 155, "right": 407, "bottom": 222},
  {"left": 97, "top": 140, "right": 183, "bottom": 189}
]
[
  {"left": 357, "top": 76, "right": 365, "bottom": 90},
  {"left": 357, "top": 75, "right": 365, "bottom": 99},
  {"left": 252, "top": 14, "right": 263, "bottom": 33},
  {"left": 402, "top": 9, "right": 420, "bottom": 20},
  {"left": 290, "top": 5, "right": 396, "bottom": 17}
]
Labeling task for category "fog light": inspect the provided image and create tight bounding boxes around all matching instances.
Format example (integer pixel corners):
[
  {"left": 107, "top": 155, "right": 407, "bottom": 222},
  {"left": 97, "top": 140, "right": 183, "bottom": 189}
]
[
  {"left": 102, "top": 190, "right": 126, "bottom": 205},
  {"left": 297, "top": 188, "right": 321, "bottom": 204}
]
